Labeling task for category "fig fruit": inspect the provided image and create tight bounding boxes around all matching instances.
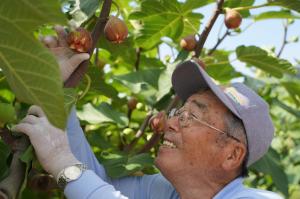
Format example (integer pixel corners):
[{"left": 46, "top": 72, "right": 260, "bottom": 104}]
[
  {"left": 224, "top": 9, "right": 242, "bottom": 29},
  {"left": 150, "top": 111, "right": 167, "bottom": 133},
  {"left": 104, "top": 16, "right": 128, "bottom": 43},
  {"left": 127, "top": 97, "right": 138, "bottom": 110},
  {"left": 192, "top": 57, "right": 206, "bottom": 70},
  {"left": 67, "top": 27, "right": 92, "bottom": 53},
  {"left": 180, "top": 35, "right": 197, "bottom": 51}
]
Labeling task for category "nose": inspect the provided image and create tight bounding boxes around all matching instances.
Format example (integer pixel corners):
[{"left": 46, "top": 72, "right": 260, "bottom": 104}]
[{"left": 166, "top": 116, "right": 180, "bottom": 132}]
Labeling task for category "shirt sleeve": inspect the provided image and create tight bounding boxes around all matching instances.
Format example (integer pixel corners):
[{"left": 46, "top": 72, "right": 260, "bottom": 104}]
[
  {"left": 66, "top": 106, "right": 108, "bottom": 181},
  {"left": 64, "top": 170, "right": 129, "bottom": 199},
  {"left": 64, "top": 170, "right": 178, "bottom": 199},
  {"left": 65, "top": 106, "right": 179, "bottom": 199}
]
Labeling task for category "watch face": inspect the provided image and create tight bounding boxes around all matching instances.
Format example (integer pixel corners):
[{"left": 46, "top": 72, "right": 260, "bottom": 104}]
[{"left": 64, "top": 166, "right": 82, "bottom": 180}]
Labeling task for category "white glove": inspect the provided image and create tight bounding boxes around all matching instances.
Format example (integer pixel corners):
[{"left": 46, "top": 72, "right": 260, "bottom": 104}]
[
  {"left": 12, "top": 105, "right": 81, "bottom": 178},
  {"left": 40, "top": 25, "right": 90, "bottom": 82}
]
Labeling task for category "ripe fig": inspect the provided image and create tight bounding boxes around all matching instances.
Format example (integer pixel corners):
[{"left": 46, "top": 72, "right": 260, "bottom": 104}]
[
  {"left": 127, "top": 97, "right": 138, "bottom": 110},
  {"left": 150, "top": 111, "right": 167, "bottom": 134},
  {"left": 180, "top": 35, "right": 197, "bottom": 51},
  {"left": 224, "top": 9, "right": 242, "bottom": 29},
  {"left": 104, "top": 16, "right": 128, "bottom": 43},
  {"left": 192, "top": 57, "right": 206, "bottom": 70},
  {"left": 67, "top": 27, "right": 92, "bottom": 53}
]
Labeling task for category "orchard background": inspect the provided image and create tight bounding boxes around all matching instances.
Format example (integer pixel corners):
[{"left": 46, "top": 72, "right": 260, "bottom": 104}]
[{"left": 0, "top": 0, "right": 300, "bottom": 198}]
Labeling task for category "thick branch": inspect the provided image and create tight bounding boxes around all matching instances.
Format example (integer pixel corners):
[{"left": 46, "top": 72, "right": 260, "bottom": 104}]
[
  {"left": 64, "top": 0, "right": 113, "bottom": 87},
  {"left": 194, "top": 0, "right": 225, "bottom": 58},
  {"left": 139, "top": 95, "right": 180, "bottom": 154},
  {"left": 0, "top": 136, "right": 30, "bottom": 199}
]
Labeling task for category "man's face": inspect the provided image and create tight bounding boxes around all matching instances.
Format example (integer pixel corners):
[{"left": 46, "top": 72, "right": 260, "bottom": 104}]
[{"left": 155, "top": 90, "right": 231, "bottom": 179}]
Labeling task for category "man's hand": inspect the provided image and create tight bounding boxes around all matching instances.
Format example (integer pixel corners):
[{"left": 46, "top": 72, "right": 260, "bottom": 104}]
[
  {"left": 40, "top": 25, "right": 90, "bottom": 82},
  {"left": 12, "top": 105, "right": 80, "bottom": 178}
]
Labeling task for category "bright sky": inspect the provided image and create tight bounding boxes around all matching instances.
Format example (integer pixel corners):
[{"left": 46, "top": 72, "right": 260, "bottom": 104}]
[{"left": 160, "top": 0, "right": 300, "bottom": 71}]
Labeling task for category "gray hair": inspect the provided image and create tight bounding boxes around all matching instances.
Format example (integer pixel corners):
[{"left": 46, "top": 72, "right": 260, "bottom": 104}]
[{"left": 224, "top": 111, "right": 249, "bottom": 177}]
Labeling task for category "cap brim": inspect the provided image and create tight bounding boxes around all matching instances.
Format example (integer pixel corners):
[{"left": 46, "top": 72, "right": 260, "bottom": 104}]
[{"left": 172, "top": 60, "right": 240, "bottom": 118}]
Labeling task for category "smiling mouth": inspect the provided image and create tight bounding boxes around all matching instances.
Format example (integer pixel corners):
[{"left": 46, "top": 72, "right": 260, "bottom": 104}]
[{"left": 162, "top": 140, "right": 177, "bottom": 149}]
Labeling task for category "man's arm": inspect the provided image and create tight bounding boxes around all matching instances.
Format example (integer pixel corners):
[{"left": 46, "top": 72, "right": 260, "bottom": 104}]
[
  {"left": 66, "top": 107, "right": 179, "bottom": 199},
  {"left": 66, "top": 106, "right": 109, "bottom": 181}
]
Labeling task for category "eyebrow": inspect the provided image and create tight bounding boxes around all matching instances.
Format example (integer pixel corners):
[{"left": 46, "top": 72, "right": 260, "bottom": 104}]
[{"left": 191, "top": 100, "right": 208, "bottom": 111}]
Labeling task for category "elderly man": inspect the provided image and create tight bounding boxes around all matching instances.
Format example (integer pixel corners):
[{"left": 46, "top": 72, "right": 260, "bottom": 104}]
[{"left": 13, "top": 27, "right": 283, "bottom": 199}]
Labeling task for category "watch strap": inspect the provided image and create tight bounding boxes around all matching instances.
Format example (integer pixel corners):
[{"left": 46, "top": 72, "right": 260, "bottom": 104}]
[{"left": 57, "top": 163, "right": 87, "bottom": 189}]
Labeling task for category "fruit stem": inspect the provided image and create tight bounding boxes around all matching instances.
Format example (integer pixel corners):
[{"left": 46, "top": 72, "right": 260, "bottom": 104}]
[
  {"left": 194, "top": 0, "right": 225, "bottom": 58},
  {"left": 78, "top": 74, "right": 91, "bottom": 101},
  {"left": 233, "top": 3, "right": 268, "bottom": 12}
]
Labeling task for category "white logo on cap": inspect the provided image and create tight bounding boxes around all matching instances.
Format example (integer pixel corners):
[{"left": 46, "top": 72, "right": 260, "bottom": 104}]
[{"left": 224, "top": 87, "right": 249, "bottom": 107}]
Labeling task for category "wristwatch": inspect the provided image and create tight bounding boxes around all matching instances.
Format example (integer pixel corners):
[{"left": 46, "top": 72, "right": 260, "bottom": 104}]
[{"left": 56, "top": 163, "right": 87, "bottom": 189}]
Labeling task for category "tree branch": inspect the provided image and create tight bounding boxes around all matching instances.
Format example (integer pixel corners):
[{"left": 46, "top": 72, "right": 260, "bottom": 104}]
[
  {"left": 208, "top": 29, "right": 230, "bottom": 56},
  {"left": 0, "top": 135, "right": 30, "bottom": 199},
  {"left": 277, "top": 20, "right": 288, "bottom": 58},
  {"left": 134, "top": 48, "right": 141, "bottom": 71},
  {"left": 194, "top": 0, "right": 225, "bottom": 58},
  {"left": 64, "top": 0, "right": 113, "bottom": 87},
  {"left": 124, "top": 111, "right": 153, "bottom": 153}
]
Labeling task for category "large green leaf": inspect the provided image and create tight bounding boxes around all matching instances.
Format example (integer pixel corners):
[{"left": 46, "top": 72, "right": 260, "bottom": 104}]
[
  {"left": 68, "top": 0, "right": 102, "bottom": 24},
  {"left": 19, "top": 146, "right": 34, "bottom": 199},
  {"left": 77, "top": 103, "right": 128, "bottom": 127},
  {"left": 129, "top": 0, "right": 204, "bottom": 49},
  {"left": 0, "top": 0, "right": 65, "bottom": 32},
  {"left": 99, "top": 152, "right": 154, "bottom": 178},
  {"left": 254, "top": 10, "right": 300, "bottom": 21},
  {"left": 268, "top": 0, "right": 300, "bottom": 13},
  {"left": 236, "top": 46, "right": 296, "bottom": 78},
  {"left": 156, "top": 63, "right": 177, "bottom": 100},
  {"left": 114, "top": 68, "right": 164, "bottom": 91},
  {"left": 0, "top": 0, "right": 67, "bottom": 129},
  {"left": 281, "top": 81, "right": 300, "bottom": 106},
  {"left": 251, "top": 148, "right": 289, "bottom": 197},
  {"left": 181, "top": 0, "right": 214, "bottom": 11},
  {"left": 205, "top": 50, "right": 241, "bottom": 83},
  {"left": 224, "top": 0, "right": 255, "bottom": 17},
  {"left": 273, "top": 98, "right": 300, "bottom": 118}
]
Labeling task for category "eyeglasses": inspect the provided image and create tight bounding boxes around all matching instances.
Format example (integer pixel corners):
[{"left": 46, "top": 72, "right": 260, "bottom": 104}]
[{"left": 168, "top": 107, "right": 241, "bottom": 143}]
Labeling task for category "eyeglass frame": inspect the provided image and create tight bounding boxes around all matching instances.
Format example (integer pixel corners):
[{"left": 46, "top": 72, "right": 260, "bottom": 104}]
[{"left": 168, "top": 107, "right": 241, "bottom": 143}]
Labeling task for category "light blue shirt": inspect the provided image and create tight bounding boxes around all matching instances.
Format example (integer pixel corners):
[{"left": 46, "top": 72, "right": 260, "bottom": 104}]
[{"left": 65, "top": 107, "right": 283, "bottom": 199}]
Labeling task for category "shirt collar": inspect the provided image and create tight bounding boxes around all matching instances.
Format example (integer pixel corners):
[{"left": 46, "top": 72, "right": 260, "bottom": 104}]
[{"left": 213, "top": 177, "right": 244, "bottom": 199}]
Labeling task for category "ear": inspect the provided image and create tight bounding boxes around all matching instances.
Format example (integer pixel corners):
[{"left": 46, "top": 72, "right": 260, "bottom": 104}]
[{"left": 222, "top": 142, "right": 246, "bottom": 171}]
